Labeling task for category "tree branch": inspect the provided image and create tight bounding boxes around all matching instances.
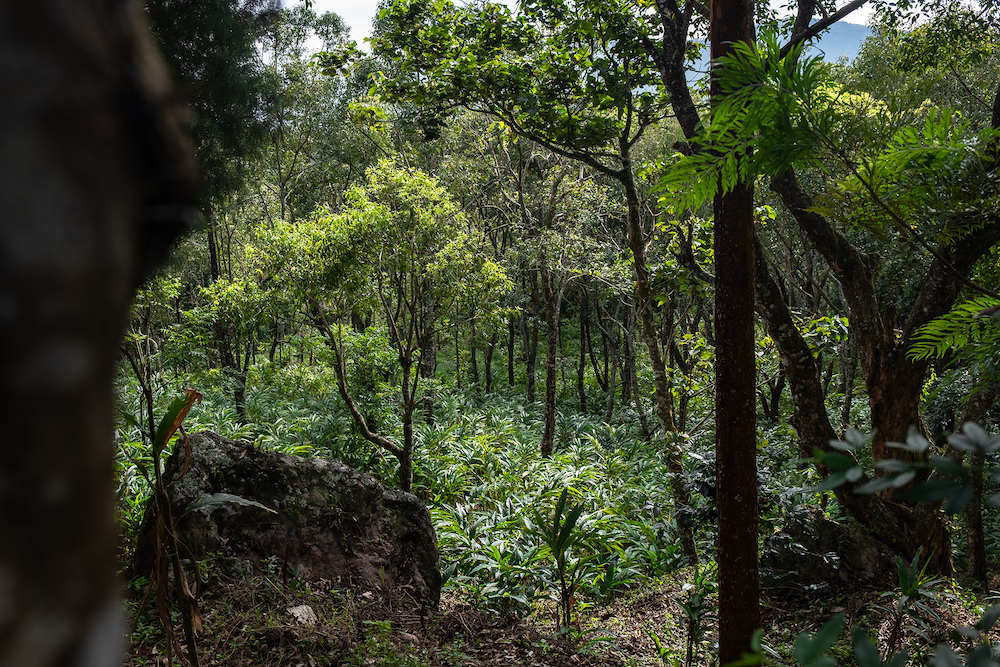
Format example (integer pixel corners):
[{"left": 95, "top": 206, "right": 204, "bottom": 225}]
[{"left": 779, "top": 0, "right": 869, "bottom": 59}]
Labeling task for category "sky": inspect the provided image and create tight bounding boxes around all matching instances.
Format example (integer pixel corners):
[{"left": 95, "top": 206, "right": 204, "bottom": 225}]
[
  {"left": 301, "top": 0, "right": 873, "bottom": 52},
  {"left": 307, "top": 0, "right": 381, "bottom": 49}
]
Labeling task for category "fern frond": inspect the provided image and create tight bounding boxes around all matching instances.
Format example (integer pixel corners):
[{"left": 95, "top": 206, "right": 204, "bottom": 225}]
[
  {"left": 655, "top": 31, "right": 838, "bottom": 213},
  {"left": 908, "top": 296, "right": 1000, "bottom": 361}
]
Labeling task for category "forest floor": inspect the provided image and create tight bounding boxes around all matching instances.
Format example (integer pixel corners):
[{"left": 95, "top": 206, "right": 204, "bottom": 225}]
[{"left": 124, "top": 557, "right": 995, "bottom": 667}]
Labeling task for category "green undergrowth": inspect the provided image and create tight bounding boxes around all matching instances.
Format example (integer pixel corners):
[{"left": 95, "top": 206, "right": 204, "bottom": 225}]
[{"left": 117, "top": 367, "right": 1000, "bottom": 665}]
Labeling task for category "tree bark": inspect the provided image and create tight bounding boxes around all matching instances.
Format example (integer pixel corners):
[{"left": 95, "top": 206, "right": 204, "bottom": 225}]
[
  {"left": 539, "top": 260, "right": 561, "bottom": 458},
  {"left": 601, "top": 303, "right": 621, "bottom": 422},
  {"left": 507, "top": 313, "right": 517, "bottom": 386},
  {"left": 960, "top": 382, "right": 999, "bottom": 586},
  {"left": 714, "top": 181, "right": 760, "bottom": 663},
  {"left": 0, "top": 2, "right": 197, "bottom": 664},
  {"left": 711, "top": 0, "right": 760, "bottom": 657},
  {"left": 470, "top": 316, "right": 480, "bottom": 385},
  {"left": 622, "top": 158, "right": 699, "bottom": 564},
  {"left": 584, "top": 289, "right": 608, "bottom": 392},
  {"left": 754, "top": 233, "right": 953, "bottom": 575},
  {"left": 526, "top": 269, "right": 540, "bottom": 404},
  {"left": 422, "top": 296, "right": 437, "bottom": 423},
  {"left": 625, "top": 311, "right": 652, "bottom": 442},
  {"left": 485, "top": 330, "right": 498, "bottom": 394},
  {"left": 578, "top": 294, "right": 588, "bottom": 414}
]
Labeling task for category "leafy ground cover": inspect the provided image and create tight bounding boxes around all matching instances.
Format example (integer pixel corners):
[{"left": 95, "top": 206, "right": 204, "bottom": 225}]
[
  {"left": 124, "top": 556, "right": 994, "bottom": 666},
  {"left": 119, "top": 379, "right": 1000, "bottom": 665}
]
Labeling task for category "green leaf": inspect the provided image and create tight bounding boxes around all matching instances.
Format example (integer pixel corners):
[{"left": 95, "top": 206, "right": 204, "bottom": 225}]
[
  {"left": 185, "top": 493, "right": 276, "bottom": 517},
  {"left": 854, "top": 476, "right": 897, "bottom": 494},
  {"left": 813, "top": 470, "right": 848, "bottom": 492},
  {"left": 896, "top": 479, "right": 963, "bottom": 503},
  {"left": 843, "top": 427, "right": 875, "bottom": 450},
  {"left": 977, "top": 604, "right": 1000, "bottom": 632},
  {"left": 823, "top": 452, "right": 857, "bottom": 469},
  {"left": 153, "top": 389, "right": 202, "bottom": 453},
  {"left": 966, "top": 645, "right": 994, "bottom": 667},
  {"left": 928, "top": 454, "right": 967, "bottom": 480},
  {"left": 794, "top": 612, "right": 844, "bottom": 667},
  {"left": 885, "top": 649, "right": 908, "bottom": 667},
  {"left": 943, "top": 484, "right": 974, "bottom": 514},
  {"left": 118, "top": 410, "right": 144, "bottom": 433},
  {"left": 953, "top": 626, "right": 982, "bottom": 640},
  {"left": 875, "top": 460, "right": 913, "bottom": 473},
  {"left": 852, "top": 627, "right": 881, "bottom": 667}
]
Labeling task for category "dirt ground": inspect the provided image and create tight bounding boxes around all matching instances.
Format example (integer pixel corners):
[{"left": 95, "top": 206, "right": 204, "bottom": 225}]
[{"left": 125, "top": 558, "right": 994, "bottom": 667}]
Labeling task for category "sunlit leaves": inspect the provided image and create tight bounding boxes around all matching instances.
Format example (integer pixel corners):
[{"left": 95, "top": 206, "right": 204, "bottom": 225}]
[
  {"left": 373, "top": 0, "right": 668, "bottom": 163},
  {"left": 832, "top": 110, "right": 1000, "bottom": 245},
  {"left": 253, "top": 160, "right": 512, "bottom": 333}
]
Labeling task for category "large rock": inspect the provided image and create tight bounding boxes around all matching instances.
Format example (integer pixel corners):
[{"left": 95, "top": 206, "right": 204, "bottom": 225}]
[
  {"left": 761, "top": 505, "right": 896, "bottom": 591},
  {"left": 133, "top": 431, "right": 441, "bottom": 606}
]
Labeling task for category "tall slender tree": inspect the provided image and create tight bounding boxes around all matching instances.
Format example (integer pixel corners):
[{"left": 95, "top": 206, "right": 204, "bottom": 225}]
[{"left": 709, "top": 0, "right": 760, "bottom": 658}]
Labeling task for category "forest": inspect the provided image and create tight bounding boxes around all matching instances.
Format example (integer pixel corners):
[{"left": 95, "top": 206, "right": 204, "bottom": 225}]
[{"left": 116, "top": 0, "right": 1000, "bottom": 664}]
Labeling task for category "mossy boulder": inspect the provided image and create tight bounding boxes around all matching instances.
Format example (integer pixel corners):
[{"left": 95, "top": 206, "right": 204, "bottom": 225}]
[
  {"left": 761, "top": 505, "right": 895, "bottom": 591},
  {"left": 133, "top": 431, "right": 441, "bottom": 606}
]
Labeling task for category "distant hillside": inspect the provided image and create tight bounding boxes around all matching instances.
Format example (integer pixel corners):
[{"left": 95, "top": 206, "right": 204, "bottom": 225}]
[{"left": 807, "top": 21, "right": 873, "bottom": 62}]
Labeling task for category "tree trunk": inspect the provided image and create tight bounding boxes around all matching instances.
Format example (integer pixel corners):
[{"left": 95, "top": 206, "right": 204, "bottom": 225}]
[
  {"left": 485, "top": 330, "right": 498, "bottom": 394},
  {"left": 714, "top": 183, "right": 760, "bottom": 663},
  {"left": 758, "top": 370, "right": 785, "bottom": 424},
  {"left": 960, "top": 382, "right": 998, "bottom": 586},
  {"left": 540, "top": 260, "right": 561, "bottom": 458},
  {"left": 454, "top": 326, "right": 461, "bottom": 389},
  {"left": 711, "top": 0, "right": 760, "bottom": 656},
  {"left": 234, "top": 340, "right": 253, "bottom": 424},
  {"left": 0, "top": 2, "right": 198, "bottom": 664},
  {"left": 508, "top": 314, "right": 517, "bottom": 386},
  {"left": 839, "top": 323, "right": 858, "bottom": 430},
  {"left": 622, "top": 161, "right": 699, "bottom": 565},
  {"left": 578, "top": 296, "right": 587, "bottom": 414},
  {"left": 621, "top": 310, "right": 634, "bottom": 402},
  {"left": 625, "top": 313, "right": 651, "bottom": 442},
  {"left": 470, "top": 317, "right": 480, "bottom": 385},
  {"left": 583, "top": 289, "right": 608, "bottom": 392},
  {"left": 422, "top": 297, "right": 437, "bottom": 423},
  {"left": 602, "top": 304, "right": 621, "bottom": 422},
  {"left": 526, "top": 269, "right": 540, "bottom": 404}
]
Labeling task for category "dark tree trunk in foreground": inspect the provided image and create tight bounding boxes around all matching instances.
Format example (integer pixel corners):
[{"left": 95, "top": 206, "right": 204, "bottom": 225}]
[
  {"left": 0, "top": 3, "right": 197, "bottom": 664},
  {"left": 711, "top": 0, "right": 760, "bottom": 659}
]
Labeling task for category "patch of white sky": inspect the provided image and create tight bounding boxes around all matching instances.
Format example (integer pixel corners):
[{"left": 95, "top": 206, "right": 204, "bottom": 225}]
[{"left": 294, "top": 0, "right": 872, "bottom": 54}]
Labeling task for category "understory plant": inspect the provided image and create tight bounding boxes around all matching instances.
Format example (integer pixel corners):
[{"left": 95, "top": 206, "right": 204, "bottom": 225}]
[
  {"left": 876, "top": 547, "right": 949, "bottom": 660},
  {"left": 528, "top": 487, "right": 592, "bottom": 633}
]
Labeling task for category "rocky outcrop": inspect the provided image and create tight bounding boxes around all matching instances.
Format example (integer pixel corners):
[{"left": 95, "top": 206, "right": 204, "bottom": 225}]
[
  {"left": 133, "top": 431, "right": 441, "bottom": 606},
  {"left": 761, "top": 505, "right": 896, "bottom": 591}
]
